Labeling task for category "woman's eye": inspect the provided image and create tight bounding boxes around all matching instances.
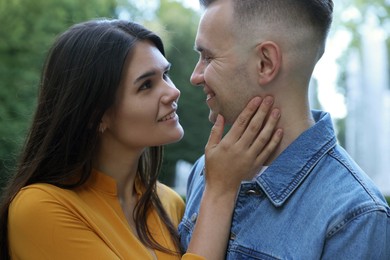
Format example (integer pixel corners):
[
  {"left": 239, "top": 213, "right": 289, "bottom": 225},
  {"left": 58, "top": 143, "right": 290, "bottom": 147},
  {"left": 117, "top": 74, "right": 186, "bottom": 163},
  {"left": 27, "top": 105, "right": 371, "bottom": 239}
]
[
  {"left": 139, "top": 80, "right": 152, "bottom": 91},
  {"left": 163, "top": 71, "right": 170, "bottom": 80}
]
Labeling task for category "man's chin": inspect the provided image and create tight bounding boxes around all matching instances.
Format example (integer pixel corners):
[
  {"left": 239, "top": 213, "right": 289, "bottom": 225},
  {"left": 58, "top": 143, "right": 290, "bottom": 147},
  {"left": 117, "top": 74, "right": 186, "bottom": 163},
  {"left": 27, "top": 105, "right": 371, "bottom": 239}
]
[
  {"left": 208, "top": 111, "right": 218, "bottom": 124},
  {"left": 209, "top": 111, "right": 237, "bottom": 125}
]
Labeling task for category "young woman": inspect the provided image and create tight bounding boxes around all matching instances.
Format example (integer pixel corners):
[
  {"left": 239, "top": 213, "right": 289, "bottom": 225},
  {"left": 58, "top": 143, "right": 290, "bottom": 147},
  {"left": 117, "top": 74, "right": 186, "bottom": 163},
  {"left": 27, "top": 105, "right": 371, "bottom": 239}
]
[{"left": 0, "top": 19, "right": 282, "bottom": 259}]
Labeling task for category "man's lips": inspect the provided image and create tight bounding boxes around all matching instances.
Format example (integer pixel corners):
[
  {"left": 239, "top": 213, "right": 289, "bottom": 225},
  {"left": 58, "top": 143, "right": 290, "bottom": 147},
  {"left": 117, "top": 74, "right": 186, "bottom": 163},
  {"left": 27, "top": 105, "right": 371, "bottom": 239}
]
[
  {"left": 204, "top": 87, "right": 215, "bottom": 101},
  {"left": 206, "top": 93, "right": 215, "bottom": 101}
]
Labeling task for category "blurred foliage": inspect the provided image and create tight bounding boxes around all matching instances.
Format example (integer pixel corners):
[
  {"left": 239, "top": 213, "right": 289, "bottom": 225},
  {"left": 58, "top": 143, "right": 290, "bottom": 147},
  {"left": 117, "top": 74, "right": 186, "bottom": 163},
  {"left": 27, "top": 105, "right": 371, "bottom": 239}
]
[
  {"left": 334, "top": 0, "right": 389, "bottom": 85},
  {"left": 331, "top": 0, "right": 389, "bottom": 148},
  {"left": 0, "top": 0, "right": 117, "bottom": 190},
  {"left": 336, "top": 0, "right": 390, "bottom": 29}
]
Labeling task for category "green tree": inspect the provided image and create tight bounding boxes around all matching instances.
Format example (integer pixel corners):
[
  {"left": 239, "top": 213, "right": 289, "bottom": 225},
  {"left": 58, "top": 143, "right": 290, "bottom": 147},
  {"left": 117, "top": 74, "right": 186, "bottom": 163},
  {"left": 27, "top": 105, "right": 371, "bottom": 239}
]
[{"left": 0, "top": 0, "right": 117, "bottom": 190}]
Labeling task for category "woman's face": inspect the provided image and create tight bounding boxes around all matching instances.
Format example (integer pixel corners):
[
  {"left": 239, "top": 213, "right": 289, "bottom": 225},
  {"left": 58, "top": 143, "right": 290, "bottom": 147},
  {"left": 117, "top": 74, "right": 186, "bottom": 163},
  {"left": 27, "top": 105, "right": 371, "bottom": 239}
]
[{"left": 102, "top": 41, "right": 184, "bottom": 151}]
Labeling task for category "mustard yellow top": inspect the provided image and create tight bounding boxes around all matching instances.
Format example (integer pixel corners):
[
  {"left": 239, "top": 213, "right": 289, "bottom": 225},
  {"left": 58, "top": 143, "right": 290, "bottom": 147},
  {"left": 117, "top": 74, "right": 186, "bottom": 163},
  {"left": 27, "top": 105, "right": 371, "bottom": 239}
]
[{"left": 8, "top": 170, "right": 204, "bottom": 260}]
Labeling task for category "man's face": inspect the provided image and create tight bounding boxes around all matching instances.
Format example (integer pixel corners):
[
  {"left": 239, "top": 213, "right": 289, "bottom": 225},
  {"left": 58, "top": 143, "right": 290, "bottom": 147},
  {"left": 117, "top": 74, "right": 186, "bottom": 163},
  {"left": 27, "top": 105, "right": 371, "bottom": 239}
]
[{"left": 190, "top": 0, "right": 257, "bottom": 124}]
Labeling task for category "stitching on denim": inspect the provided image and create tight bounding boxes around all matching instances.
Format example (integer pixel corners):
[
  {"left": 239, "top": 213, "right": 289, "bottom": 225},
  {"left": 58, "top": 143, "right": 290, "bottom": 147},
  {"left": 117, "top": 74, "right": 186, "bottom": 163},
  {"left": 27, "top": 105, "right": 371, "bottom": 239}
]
[
  {"left": 260, "top": 136, "right": 337, "bottom": 207},
  {"left": 326, "top": 204, "right": 388, "bottom": 238},
  {"left": 179, "top": 217, "right": 194, "bottom": 233},
  {"left": 327, "top": 148, "right": 383, "bottom": 206},
  {"left": 228, "top": 244, "right": 282, "bottom": 260}
]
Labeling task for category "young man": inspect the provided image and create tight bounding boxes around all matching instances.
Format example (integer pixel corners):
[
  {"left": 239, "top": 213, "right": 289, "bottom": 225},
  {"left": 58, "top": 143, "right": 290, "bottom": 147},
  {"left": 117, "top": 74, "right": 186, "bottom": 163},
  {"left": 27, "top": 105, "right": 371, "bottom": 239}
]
[{"left": 179, "top": 0, "right": 390, "bottom": 259}]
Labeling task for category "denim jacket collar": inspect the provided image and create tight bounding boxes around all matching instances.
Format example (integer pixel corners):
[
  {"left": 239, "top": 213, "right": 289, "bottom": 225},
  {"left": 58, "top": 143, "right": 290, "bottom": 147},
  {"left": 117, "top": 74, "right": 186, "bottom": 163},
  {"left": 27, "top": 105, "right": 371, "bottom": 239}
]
[{"left": 256, "top": 110, "right": 337, "bottom": 207}]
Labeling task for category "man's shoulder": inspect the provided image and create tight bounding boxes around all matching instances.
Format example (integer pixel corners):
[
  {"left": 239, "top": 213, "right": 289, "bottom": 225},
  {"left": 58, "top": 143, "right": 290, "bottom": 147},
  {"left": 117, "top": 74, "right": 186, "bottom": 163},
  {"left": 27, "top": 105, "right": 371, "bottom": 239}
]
[
  {"left": 305, "top": 144, "right": 390, "bottom": 220},
  {"left": 183, "top": 156, "right": 206, "bottom": 209},
  {"left": 187, "top": 155, "right": 206, "bottom": 188},
  {"left": 327, "top": 145, "right": 387, "bottom": 203}
]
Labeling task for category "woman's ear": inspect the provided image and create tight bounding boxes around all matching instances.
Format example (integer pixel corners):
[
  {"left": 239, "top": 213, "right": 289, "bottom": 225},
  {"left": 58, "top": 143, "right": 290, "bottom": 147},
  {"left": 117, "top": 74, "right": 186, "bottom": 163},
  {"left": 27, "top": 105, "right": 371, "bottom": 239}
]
[{"left": 255, "top": 41, "right": 281, "bottom": 85}]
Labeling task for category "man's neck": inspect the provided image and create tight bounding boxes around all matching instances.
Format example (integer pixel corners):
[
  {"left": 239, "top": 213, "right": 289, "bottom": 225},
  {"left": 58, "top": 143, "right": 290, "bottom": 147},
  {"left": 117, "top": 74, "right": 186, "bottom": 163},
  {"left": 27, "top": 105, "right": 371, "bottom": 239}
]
[{"left": 264, "top": 104, "right": 314, "bottom": 165}]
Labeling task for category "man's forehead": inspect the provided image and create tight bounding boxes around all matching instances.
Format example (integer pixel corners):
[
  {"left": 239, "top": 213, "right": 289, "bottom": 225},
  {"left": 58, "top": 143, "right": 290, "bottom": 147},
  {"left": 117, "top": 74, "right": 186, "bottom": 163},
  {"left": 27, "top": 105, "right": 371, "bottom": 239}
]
[
  {"left": 199, "top": 0, "right": 233, "bottom": 28},
  {"left": 195, "top": 6, "right": 234, "bottom": 50}
]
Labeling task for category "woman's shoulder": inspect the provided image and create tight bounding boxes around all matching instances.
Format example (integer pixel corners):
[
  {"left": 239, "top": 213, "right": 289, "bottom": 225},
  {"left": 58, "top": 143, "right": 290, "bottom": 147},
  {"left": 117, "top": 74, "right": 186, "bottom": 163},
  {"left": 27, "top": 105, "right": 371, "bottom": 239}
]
[
  {"left": 156, "top": 182, "right": 184, "bottom": 202},
  {"left": 156, "top": 182, "right": 185, "bottom": 222},
  {"left": 8, "top": 184, "right": 79, "bottom": 237},
  {"left": 14, "top": 183, "right": 73, "bottom": 201},
  {"left": 13, "top": 183, "right": 67, "bottom": 199},
  {"left": 9, "top": 183, "right": 77, "bottom": 218}
]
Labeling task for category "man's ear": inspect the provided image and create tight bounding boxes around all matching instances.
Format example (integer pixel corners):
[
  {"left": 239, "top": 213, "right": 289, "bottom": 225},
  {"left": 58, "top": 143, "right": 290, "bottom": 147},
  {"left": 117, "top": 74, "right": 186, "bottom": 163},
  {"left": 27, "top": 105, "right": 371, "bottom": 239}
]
[{"left": 255, "top": 41, "right": 281, "bottom": 85}]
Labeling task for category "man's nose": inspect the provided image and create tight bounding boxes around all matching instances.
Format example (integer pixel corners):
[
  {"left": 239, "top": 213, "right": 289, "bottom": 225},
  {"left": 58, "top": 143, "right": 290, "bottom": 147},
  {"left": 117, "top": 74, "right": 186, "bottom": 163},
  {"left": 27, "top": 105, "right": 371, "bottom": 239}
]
[{"left": 190, "top": 61, "right": 204, "bottom": 87}]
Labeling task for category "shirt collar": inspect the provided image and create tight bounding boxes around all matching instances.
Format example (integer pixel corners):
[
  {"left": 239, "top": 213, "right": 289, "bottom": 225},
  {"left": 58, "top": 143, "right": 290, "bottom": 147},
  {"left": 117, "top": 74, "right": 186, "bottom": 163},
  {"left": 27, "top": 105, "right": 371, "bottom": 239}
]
[
  {"left": 84, "top": 169, "right": 117, "bottom": 195},
  {"left": 86, "top": 169, "right": 143, "bottom": 197},
  {"left": 256, "top": 111, "right": 337, "bottom": 207}
]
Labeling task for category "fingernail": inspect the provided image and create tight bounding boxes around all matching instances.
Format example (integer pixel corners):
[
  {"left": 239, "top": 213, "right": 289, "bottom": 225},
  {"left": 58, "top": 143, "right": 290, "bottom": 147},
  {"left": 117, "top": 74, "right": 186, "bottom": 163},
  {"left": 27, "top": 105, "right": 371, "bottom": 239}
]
[
  {"left": 215, "top": 114, "right": 224, "bottom": 125},
  {"left": 265, "top": 96, "right": 274, "bottom": 105},
  {"left": 272, "top": 109, "right": 280, "bottom": 118},
  {"left": 252, "top": 97, "right": 262, "bottom": 106}
]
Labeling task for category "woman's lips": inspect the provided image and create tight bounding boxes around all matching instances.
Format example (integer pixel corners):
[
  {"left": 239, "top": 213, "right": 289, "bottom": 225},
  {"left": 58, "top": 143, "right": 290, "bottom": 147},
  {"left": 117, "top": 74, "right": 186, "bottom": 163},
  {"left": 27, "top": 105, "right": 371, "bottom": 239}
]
[{"left": 158, "top": 111, "right": 177, "bottom": 122}]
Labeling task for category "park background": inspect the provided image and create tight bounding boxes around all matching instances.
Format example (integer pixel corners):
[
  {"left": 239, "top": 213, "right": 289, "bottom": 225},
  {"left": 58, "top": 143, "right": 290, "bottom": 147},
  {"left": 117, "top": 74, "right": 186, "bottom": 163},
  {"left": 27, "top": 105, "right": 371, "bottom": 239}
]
[{"left": 0, "top": 0, "right": 389, "bottom": 204}]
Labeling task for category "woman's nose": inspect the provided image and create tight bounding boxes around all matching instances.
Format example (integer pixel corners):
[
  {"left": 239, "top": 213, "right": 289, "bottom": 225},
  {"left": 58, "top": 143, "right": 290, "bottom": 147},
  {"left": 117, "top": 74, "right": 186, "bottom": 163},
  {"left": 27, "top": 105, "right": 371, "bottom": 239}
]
[{"left": 162, "top": 83, "right": 180, "bottom": 104}]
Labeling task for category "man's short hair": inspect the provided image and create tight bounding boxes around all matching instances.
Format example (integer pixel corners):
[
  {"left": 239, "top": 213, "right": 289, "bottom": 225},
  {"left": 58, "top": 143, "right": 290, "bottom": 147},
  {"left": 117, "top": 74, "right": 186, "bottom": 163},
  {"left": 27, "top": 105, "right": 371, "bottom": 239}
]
[{"left": 199, "top": 0, "right": 334, "bottom": 44}]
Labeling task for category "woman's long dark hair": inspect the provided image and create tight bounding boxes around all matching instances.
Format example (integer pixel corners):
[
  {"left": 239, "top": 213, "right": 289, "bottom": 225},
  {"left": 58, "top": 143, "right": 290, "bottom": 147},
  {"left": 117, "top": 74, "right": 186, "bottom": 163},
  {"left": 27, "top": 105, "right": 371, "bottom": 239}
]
[{"left": 0, "top": 19, "right": 181, "bottom": 258}]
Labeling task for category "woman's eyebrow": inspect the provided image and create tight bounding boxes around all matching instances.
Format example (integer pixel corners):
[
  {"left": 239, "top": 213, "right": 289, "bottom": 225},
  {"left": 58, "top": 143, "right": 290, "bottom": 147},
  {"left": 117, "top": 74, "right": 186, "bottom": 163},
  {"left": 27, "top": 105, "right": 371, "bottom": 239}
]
[{"left": 133, "top": 63, "right": 171, "bottom": 84}]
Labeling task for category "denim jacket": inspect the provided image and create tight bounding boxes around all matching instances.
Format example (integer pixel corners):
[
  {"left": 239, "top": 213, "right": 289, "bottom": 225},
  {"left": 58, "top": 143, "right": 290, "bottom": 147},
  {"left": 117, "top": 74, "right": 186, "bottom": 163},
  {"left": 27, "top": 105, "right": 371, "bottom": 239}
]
[{"left": 179, "top": 111, "right": 390, "bottom": 259}]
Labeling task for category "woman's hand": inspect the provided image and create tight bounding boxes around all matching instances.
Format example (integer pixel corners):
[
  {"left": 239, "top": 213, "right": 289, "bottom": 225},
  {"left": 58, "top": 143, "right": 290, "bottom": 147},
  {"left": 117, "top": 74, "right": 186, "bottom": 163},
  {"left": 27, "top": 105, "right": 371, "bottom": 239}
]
[
  {"left": 186, "top": 96, "right": 282, "bottom": 260},
  {"left": 204, "top": 96, "right": 282, "bottom": 195}
]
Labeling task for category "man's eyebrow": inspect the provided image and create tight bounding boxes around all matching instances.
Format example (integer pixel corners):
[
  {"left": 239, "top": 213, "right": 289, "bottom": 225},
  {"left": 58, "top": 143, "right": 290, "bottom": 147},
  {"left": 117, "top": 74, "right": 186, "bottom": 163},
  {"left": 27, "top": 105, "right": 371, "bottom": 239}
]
[
  {"left": 133, "top": 63, "right": 171, "bottom": 84},
  {"left": 194, "top": 45, "right": 215, "bottom": 57}
]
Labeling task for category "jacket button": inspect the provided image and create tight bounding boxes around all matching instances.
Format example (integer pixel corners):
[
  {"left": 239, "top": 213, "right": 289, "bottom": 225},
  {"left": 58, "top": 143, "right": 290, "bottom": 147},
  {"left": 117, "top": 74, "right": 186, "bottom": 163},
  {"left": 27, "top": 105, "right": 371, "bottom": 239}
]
[
  {"left": 245, "top": 189, "right": 260, "bottom": 195},
  {"left": 190, "top": 213, "right": 198, "bottom": 222}
]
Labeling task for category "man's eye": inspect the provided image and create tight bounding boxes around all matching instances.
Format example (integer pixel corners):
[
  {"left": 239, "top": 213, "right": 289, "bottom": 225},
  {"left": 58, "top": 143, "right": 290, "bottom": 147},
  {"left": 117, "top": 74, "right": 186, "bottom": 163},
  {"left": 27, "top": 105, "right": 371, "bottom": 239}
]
[
  {"left": 202, "top": 55, "right": 212, "bottom": 64},
  {"left": 139, "top": 80, "right": 152, "bottom": 91}
]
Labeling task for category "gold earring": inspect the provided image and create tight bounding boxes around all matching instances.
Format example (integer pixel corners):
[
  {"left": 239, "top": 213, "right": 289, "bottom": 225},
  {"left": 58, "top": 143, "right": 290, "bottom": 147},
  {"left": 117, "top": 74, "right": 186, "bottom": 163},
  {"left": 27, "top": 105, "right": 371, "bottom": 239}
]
[{"left": 99, "top": 124, "right": 106, "bottom": 134}]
